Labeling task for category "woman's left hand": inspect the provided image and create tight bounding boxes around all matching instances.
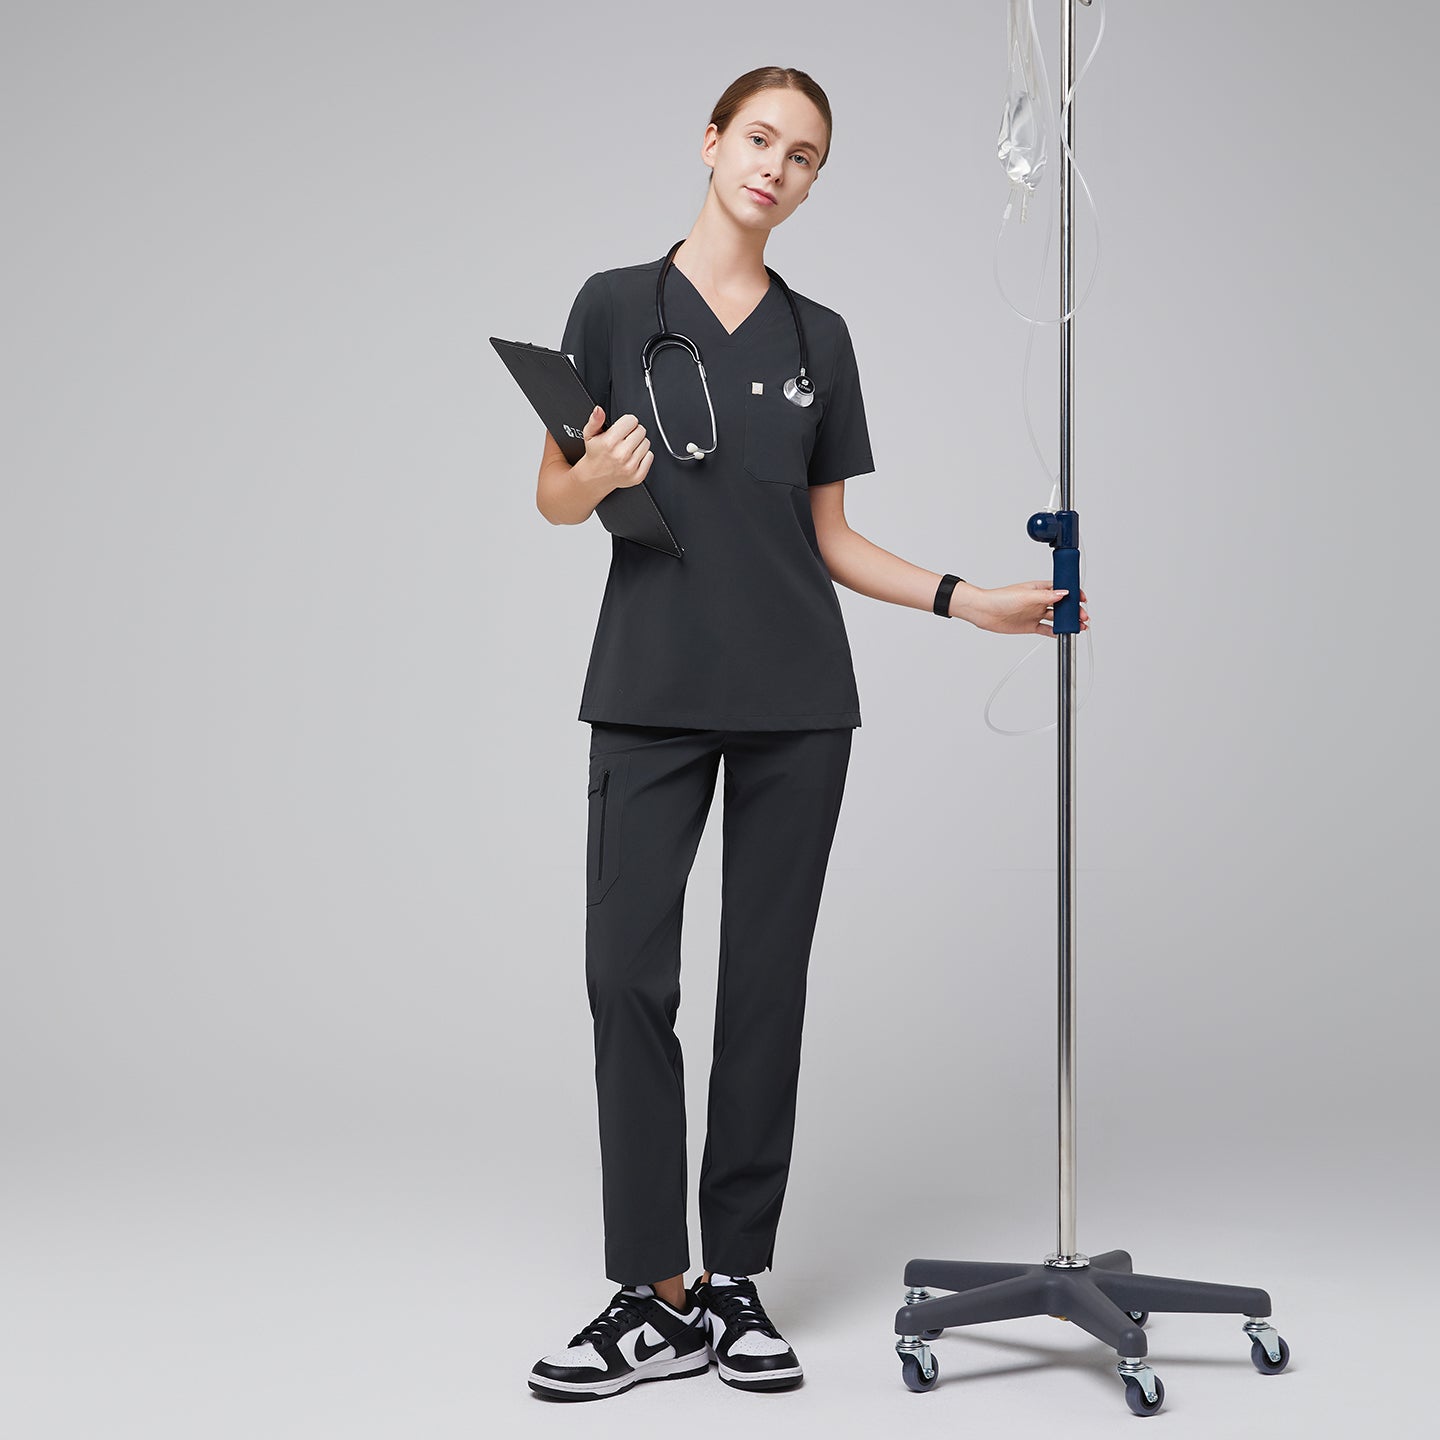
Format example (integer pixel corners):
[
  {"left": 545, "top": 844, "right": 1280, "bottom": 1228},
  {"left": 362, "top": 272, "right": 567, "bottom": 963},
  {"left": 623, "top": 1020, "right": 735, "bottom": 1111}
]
[{"left": 959, "top": 580, "right": 1089, "bottom": 636}]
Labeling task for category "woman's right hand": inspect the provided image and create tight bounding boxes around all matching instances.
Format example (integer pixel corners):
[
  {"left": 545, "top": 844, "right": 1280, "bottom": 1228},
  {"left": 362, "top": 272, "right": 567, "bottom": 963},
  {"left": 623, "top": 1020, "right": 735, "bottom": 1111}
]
[{"left": 574, "top": 406, "right": 654, "bottom": 491}]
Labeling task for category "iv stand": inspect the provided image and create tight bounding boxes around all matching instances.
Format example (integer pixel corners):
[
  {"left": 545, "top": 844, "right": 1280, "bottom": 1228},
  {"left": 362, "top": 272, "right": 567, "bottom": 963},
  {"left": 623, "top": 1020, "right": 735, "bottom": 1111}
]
[{"left": 891, "top": 1, "right": 1290, "bottom": 1417}]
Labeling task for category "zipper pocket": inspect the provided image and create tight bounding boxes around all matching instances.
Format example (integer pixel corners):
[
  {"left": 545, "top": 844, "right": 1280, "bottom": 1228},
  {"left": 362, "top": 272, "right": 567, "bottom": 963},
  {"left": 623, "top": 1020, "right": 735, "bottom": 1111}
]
[
  {"left": 596, "top": 771, "right": 607, "bottom": 881},
  {"left": 591, "top": 769, "right": 611, "bottom": 885}
]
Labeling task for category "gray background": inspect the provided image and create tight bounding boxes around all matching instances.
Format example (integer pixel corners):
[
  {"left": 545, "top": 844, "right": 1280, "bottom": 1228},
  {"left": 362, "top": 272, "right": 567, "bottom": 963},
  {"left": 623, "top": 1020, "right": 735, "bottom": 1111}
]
[{"left": 2, "top": 0, "right": 1434, "bottom": 1435}]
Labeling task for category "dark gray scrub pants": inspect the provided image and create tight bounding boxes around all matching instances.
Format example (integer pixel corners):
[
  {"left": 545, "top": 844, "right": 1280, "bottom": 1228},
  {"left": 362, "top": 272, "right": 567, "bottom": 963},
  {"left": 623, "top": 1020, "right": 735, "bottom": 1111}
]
[{"left": 585, "top": 721, "right": 853, "bottom": 1285}]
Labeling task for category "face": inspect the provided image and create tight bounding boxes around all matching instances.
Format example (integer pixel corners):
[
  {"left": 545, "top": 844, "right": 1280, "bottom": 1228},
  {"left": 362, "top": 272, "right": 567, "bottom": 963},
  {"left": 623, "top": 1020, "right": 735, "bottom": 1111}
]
[{"left": 701, "top": 88, "right": 828, "bottom": 231}]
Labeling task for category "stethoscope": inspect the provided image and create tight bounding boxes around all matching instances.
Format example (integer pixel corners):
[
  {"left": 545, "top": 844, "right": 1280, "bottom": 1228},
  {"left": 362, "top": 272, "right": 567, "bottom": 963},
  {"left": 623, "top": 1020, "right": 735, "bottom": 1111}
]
[{"left": 642, "top": 238, "right": 814, "bottom": 462}]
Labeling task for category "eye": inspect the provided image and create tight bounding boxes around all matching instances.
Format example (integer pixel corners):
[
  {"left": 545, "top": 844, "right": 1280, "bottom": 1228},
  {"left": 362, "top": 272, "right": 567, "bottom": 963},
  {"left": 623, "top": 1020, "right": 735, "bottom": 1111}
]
[{"left": 750, "top": 133, "right": 809, "bottom": 166}]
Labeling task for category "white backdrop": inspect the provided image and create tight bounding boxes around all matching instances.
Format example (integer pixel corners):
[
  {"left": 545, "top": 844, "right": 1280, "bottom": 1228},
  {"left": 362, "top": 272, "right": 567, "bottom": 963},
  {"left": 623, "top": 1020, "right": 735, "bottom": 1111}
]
[{"left": 2, "top": 2, "right": 1433, "bottom": 1436}]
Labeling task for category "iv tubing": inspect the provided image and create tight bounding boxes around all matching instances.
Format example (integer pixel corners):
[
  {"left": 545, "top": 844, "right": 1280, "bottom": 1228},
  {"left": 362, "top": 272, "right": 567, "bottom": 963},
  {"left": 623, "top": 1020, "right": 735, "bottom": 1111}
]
[{"left": 984, "top": 0, "right": 1104, "bottom": 738}]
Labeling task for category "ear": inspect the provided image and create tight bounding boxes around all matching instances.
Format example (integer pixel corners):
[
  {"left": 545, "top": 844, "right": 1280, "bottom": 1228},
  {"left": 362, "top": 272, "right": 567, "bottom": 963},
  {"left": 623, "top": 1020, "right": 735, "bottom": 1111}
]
[{"left": 700, "top": 121, "right": 719, "bottom": 172}]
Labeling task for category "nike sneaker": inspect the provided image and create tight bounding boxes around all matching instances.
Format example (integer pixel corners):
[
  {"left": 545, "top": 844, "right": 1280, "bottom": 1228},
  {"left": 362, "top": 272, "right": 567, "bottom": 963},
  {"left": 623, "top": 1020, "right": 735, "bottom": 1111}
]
[
  {"left": 693, "top": 1274, "right": 803, "bottom": 1391},
  {"left": 527, "top": 1284, "right": 710, "bottom": 1401}
]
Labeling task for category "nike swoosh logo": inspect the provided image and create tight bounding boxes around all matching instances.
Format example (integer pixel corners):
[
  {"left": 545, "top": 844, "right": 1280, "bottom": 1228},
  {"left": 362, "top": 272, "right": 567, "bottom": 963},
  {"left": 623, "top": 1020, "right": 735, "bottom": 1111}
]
[{"left": 635, "top": 1332, "right": 671, "bottom": 1362}]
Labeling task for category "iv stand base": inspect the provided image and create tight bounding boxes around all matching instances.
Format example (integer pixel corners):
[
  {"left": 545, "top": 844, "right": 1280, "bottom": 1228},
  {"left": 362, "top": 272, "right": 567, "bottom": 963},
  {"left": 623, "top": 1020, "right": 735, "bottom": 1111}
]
[{"left": 893, "top": 1250, "right": 1288, "bottom": 1416}]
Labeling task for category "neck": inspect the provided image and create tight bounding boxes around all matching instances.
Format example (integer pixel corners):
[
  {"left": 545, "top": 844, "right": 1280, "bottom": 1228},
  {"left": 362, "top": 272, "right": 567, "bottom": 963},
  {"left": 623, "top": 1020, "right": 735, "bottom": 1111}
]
[{"left": 673, "top": 185, "right": 769, "bottom": 289}]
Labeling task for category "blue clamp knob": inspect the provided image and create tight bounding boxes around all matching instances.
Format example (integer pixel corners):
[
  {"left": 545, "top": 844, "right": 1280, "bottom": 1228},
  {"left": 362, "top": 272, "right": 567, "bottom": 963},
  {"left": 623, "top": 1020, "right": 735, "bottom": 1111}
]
[{"left": 1027, "top": 509, "right": 1081, "bottom": 634}]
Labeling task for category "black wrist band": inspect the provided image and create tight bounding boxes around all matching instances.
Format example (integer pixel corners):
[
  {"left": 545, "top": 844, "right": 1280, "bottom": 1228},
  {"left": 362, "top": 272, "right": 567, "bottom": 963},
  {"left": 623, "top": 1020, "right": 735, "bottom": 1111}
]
[{"left": 933, "top": 573, "right": 964, "bottom": 618}]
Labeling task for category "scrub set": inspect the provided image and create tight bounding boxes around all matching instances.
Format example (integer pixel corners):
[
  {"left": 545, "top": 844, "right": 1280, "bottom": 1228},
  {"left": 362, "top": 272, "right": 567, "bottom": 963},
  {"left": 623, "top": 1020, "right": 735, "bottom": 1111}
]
[{"left": 562, "top": 255, "right": 876, "bottom": 1285}]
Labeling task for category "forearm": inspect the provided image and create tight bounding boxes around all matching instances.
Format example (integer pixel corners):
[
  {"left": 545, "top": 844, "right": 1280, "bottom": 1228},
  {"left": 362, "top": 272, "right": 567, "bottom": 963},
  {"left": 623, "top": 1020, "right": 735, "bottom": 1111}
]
[
  {"left": 819, "top": 525, "right": 980, "bottom": 622},
  {"left": 536, "top": 453, "right": 614, "bottom": 526}
]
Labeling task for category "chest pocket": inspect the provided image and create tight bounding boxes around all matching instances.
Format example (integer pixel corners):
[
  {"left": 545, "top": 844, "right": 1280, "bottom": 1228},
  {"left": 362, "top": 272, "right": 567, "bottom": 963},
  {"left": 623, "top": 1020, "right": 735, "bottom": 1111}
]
[{"left": 743, "top": 385, "right": 825, "bottom": 488}]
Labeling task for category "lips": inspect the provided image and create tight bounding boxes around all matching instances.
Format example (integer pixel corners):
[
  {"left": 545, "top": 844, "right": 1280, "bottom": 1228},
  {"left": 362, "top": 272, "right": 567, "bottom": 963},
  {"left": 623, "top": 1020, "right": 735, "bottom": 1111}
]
[{"left": 745, "top": 186, "right": 777, "bottom": 206}]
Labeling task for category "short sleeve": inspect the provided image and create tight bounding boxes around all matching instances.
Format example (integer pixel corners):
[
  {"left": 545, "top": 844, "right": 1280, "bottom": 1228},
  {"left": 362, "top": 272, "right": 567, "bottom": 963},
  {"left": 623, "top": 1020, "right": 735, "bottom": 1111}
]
[
  {"left": 807, "top": 317, "right": 875, "bottom": 487},
  {"left": 561, "top": 271, "right": 613, "bottom": 421}
]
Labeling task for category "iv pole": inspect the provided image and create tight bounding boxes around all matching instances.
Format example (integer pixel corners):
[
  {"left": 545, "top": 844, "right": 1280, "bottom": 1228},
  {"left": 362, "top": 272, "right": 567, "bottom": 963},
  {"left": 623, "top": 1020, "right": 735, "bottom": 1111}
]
[{"left": 891, "top": 1, "right": 1291, "bottom": 1417}]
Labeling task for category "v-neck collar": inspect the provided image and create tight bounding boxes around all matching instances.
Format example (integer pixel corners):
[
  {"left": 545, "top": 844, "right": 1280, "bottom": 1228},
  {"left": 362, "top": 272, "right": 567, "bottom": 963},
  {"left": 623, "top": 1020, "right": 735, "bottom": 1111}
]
[{"left": 666, "top": 260, "right": 777, "bottom": 345}]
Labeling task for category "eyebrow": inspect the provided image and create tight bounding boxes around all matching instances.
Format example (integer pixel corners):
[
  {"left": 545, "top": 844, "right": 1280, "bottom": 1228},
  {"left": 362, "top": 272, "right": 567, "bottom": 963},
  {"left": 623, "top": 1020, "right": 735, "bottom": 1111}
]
[{"left": 747, "top": 119, "right": 822, "bottom": 159}]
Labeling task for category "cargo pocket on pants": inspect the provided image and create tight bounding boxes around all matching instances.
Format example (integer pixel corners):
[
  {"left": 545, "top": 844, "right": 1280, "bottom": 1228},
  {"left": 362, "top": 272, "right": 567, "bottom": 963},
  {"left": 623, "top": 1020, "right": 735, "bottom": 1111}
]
[{"left": 585, "top": 752, "right": 628, "bottom": 905}]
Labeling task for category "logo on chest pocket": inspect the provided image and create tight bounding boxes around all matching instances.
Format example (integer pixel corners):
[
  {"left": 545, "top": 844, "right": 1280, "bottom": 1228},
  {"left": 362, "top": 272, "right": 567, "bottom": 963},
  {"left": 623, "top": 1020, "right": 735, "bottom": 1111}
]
[{"left": 742, "top": 386, "right": 824, "bottom": 488}]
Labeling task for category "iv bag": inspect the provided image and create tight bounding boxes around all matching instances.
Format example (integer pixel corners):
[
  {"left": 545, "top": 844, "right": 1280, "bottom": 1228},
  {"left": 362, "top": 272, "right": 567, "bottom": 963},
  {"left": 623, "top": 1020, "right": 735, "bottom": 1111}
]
[{"left": 997, "top": 0, "right": 1047, "bottom": 193}]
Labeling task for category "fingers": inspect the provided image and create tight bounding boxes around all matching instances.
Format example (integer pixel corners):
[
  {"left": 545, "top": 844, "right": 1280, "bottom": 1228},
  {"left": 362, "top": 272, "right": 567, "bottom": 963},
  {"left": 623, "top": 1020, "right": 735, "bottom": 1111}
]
[
  {"left": 605, "top": 415, "right": 650, "bottom": 468},
  {"left": 581, "top": 405, "right": 605, "bottom": 438},
  {"left": 590, "top": 412, "right": 649, "bottom": 472},
  {"left": 615, "top": 421, "right": 650, "bottom": 466}
]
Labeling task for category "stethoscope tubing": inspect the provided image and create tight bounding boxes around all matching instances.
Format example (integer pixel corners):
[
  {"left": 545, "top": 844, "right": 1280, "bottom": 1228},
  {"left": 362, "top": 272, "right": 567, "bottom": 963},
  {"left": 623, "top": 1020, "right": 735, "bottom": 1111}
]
[{"left": 642, "top": 238, "right": 812, "bottom": 462}]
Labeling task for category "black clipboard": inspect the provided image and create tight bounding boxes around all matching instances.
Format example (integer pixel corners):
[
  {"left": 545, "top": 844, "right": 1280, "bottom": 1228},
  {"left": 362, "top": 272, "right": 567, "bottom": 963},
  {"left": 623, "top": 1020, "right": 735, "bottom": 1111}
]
[{"left": 490, "top": 337, "right": 683, "bottom": 558}]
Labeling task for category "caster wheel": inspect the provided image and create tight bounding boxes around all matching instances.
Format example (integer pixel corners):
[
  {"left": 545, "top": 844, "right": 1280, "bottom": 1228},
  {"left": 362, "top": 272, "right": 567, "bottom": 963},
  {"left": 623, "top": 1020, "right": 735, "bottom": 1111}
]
[
  {"left": 1123, "top": 1373, "right": 1165, "bottom": 1416},
  {"left": 1126, "top": 1310, "right": 1149, "bottom": 1327},
  {"left": 1251, "top": 1334, "right": 1290, "bottom": 1374},
  {"left": 920, "top": 1327, "right": 943, "bottom": 1341},
  {"left": 900, "top": 1352, "right": 939, "bottom": 1392}
]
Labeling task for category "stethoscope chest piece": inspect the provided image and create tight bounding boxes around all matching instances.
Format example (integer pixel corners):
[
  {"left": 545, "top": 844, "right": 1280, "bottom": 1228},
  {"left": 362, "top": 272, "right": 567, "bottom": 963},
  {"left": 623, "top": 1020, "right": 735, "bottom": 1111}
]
[{"left": 783, "top": 372, "right": 815, "bottom": 407}]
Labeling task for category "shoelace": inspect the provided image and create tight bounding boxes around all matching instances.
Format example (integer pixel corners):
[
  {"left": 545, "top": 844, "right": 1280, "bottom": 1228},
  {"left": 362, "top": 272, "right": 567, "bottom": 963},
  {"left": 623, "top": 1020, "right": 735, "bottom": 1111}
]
[
  {"left": 705, "top": 1281, "right": 779, "bottom": 1338},
  {"left": 568, "top": 1288, "right": 652, "bottom": 1349}
]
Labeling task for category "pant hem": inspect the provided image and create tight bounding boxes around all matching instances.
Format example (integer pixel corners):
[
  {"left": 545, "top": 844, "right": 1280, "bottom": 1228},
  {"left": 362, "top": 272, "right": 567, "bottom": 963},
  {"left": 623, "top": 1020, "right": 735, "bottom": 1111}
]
[
  {"left": 700, "top": 1236, "right": 777, "bottom": 1278},
  {"left": 605, "top": 1236, "right": 692, "bottom": 1287}
]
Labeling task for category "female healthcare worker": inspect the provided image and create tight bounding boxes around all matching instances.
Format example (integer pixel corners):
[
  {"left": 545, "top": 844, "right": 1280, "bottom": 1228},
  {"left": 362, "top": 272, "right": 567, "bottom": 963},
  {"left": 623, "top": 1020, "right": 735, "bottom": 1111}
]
[{"left": 528, "top": 66, "right": 1088, "bottom": 1402}]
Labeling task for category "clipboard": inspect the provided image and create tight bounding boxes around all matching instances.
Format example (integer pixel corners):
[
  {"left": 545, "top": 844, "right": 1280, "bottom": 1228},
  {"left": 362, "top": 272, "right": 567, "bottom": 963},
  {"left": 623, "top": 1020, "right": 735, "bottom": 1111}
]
[{"left": 490, "top": 337, "right": 683, "bottom": 558}]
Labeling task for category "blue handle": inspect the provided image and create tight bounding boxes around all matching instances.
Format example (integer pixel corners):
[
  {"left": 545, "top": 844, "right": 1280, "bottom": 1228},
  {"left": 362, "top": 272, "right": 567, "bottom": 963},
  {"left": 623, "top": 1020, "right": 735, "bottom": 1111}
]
[{"left": 1027, "top": 509, "right": 1082, "bottom": 635}]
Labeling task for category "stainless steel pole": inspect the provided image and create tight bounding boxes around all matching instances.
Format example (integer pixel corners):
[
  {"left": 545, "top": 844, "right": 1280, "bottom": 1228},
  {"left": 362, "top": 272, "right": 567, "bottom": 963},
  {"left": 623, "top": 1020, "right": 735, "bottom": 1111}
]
[
  {"left": 896, "top": 10, "right": 1287, "bottom": 1412},
  {"left": 1055, "top": 0, "right": 1080, "bottom": 1267}
]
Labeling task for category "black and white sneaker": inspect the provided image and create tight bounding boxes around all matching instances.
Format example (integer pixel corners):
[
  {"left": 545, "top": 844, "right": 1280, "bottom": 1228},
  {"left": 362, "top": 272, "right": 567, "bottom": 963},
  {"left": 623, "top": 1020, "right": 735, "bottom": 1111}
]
[
  {"left": 527, "top": 1285, "right": 710, "bottom": 1401},
  {"left": 693, "top": 1274, "right": 804, "bottom": 1391}
]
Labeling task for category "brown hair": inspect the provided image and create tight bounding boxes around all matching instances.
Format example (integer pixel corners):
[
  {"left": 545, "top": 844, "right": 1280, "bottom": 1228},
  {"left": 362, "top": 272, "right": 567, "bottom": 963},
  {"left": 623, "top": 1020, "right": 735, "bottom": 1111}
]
[{"left": 708, "top": 66, "right": 833, "bottom": 175}]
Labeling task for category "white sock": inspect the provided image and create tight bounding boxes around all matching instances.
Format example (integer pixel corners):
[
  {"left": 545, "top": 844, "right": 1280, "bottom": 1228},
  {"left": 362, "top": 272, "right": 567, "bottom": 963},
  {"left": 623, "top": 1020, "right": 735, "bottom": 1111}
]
[
  {"left": 709, "top": 1272, "right": 749, "bottom": 1286},
  {"left": 632, "top": 1283, "right": 655, "bottom": 1297}
]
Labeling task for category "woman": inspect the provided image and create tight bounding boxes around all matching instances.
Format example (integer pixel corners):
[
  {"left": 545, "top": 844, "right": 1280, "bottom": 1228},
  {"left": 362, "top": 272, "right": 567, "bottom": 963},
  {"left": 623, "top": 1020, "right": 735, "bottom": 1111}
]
[{"left": 528, "top": 66, "right": 1087, "bottom": 1402}]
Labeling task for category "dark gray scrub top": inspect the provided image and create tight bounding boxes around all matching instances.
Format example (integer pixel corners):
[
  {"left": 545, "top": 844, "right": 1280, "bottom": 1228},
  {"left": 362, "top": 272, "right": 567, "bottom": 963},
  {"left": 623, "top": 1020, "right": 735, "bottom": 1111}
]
[{"left": 562, "top": 255, "right": 876, "bottom": 731}]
